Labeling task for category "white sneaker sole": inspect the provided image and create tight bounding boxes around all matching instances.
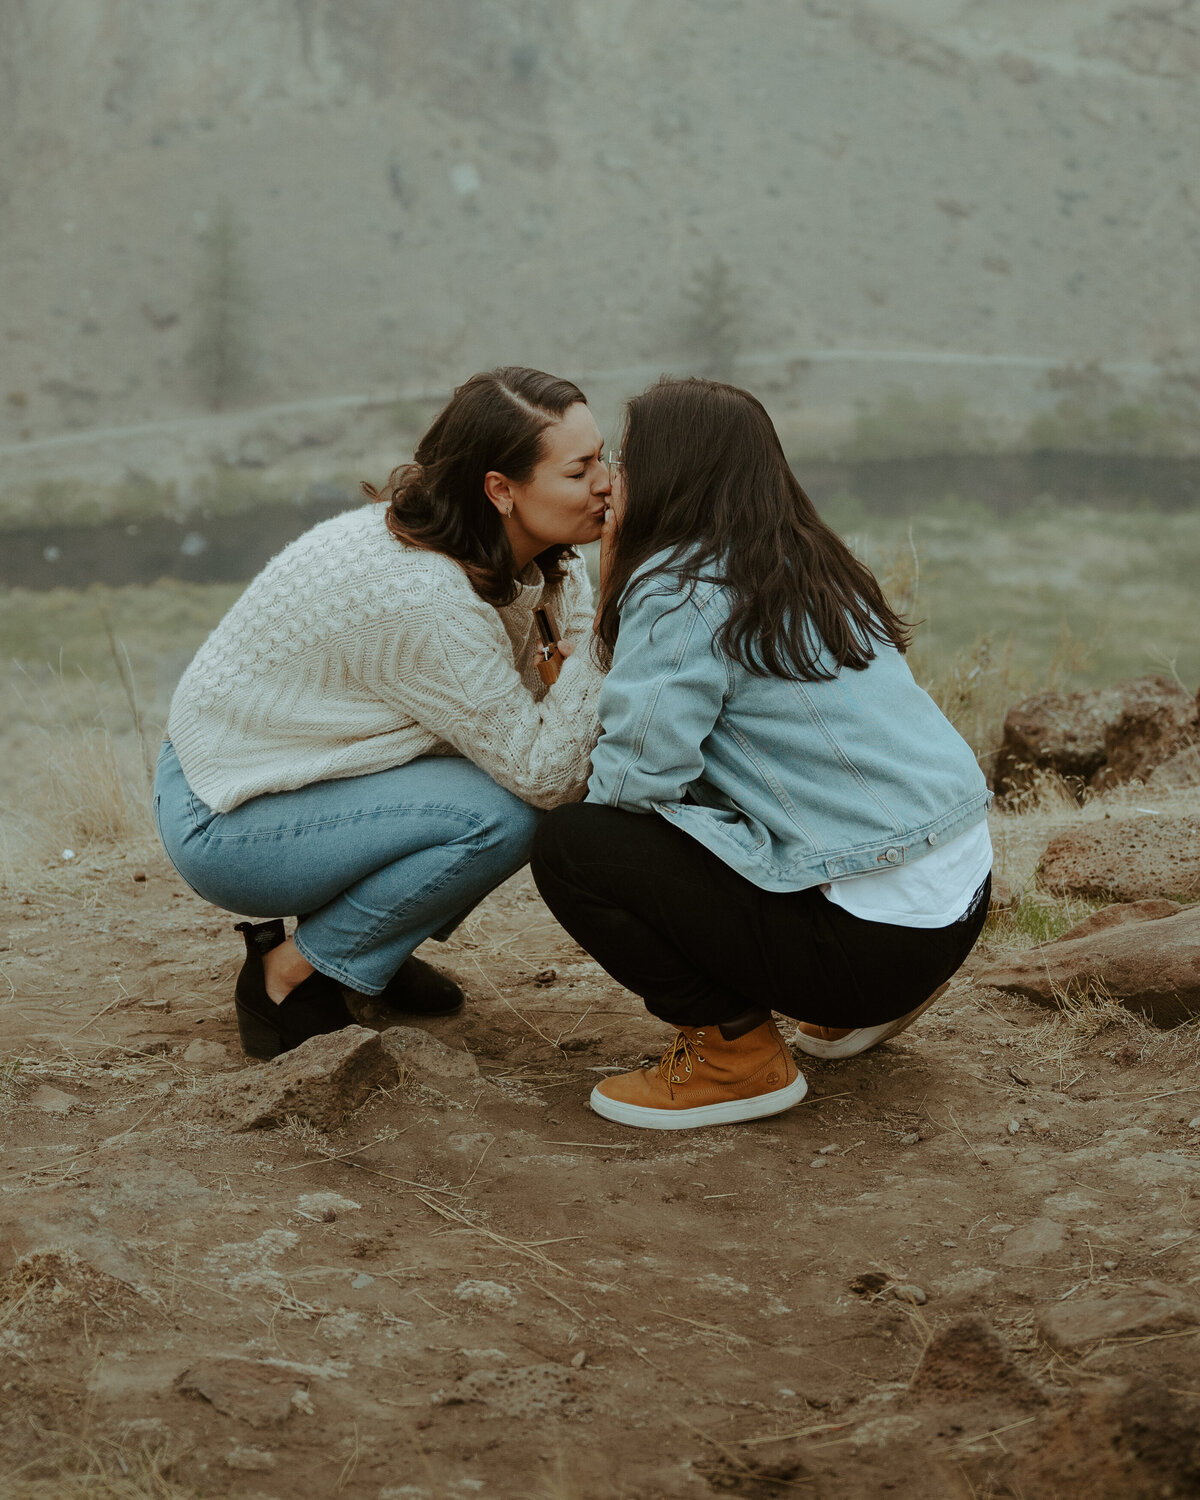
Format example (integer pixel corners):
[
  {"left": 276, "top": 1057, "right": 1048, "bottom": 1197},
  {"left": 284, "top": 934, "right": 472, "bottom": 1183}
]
[
  {"left": 589, "top": 1072, "right": 809, "bottom": 1131},
  {"left": 789, "top": 982, "right": 950, "bottom": 1060}
]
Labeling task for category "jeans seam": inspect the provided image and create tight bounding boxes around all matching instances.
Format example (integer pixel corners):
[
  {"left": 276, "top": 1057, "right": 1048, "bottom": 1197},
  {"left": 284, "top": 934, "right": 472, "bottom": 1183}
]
[{"left": 193, "top": 803, "right": 489, "bottom": 844}]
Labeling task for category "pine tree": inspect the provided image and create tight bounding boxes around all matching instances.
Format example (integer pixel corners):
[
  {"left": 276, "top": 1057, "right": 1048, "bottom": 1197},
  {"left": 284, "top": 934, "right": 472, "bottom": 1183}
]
[
  {"left": 187, "top": 198, "right": 255, "bottom": 411},
  {"left": 682, "top": 256, "right": 743, "bottom": 381}
]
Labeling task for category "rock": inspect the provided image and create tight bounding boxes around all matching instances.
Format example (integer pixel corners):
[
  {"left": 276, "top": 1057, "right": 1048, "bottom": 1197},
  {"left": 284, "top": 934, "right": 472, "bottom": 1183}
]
[
  {"left": 183, "top": 1039, "right": 231, "bottom": 1068},
  {"left": 570, "top": 1350, "right": 588, "bottom": 1369},
  {"left": 1037, "top": 1288, "right": 1200, "bottom": 1351},
  {"left": 443, "top": 1363, "right": 586, "bottom": 1419},
  {"left": 1098, "top": 679, "right": 1200, "bottom": 789},
  {"left": 1148, "top": 742, "right": 1200, "bottom": 789},
  {"left": 993, "top": 676, "right": 1198, "bottom": 798},
  {"left": 850, "top": 1415, "right": 924, "bottom": 1448},
  {"left": 929, "top": 1268, "right": 1000, "bottom": 1300},
  {"left": 1038, "top": 816, "right": 1200, "bottom": 903},
  {"left": 890, "top": 1283, "right": 927, "bottom": 1306},
  {"left": 996, "top": 1218, "right": 1068, "bottom": 1267},
  {"left": 225, "top": 1447, "right": 276, "bottom": 1471},
  {"left": 977, "top": 902, "right": 1200, "bottom": 1027},
  {"left": 1055, "top": 899, "right": 1183, "bottom": 942},
  {"left": 177, "top": 1358, "right": 304, "bottom": 1427},
  {"left": 28, "top": 1085, "right": 80, "bottom": 1114},
  {"left": 381, "top": 1026, "right": 479, "bottom": 1080},
  {"left": 183, "top": 1026, "right": 396, "bottom": 1131},
  {"left": 453, "top": 1280, "right": 516, "bottom": 1309},
  {"left": 297, "top": 1192, "right": 359, "bottom": 1218},
  {"left": 994, "top": 686, "right": 1113, "bottom": 794},
  {"left": 988, "top": 874, "right": 1016, "bottom": 912},
  {"left": 910, "top": 1316, "right": 1046, "bottom": 1405}
]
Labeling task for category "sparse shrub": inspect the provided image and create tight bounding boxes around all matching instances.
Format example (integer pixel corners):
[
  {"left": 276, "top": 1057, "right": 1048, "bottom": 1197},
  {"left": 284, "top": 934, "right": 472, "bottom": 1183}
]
[
  {"left": 187, "top": 197, "right": 256, "bottom": 412},
  {"left": 681, "top": 256, "right": 743, "bottom": 381},
  {"left": 842, "top": 386, "right": 993, "bottom": 460},
  {"left": 1026, "top": 360, "right": 1195, "bottom": 454}
]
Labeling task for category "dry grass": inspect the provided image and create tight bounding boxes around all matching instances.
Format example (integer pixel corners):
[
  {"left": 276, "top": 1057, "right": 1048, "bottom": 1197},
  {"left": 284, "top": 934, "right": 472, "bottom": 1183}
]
[
  {"left": 1005, "top": 975, "right": 1157, "bottom": 1073},
  {"left": 0, "top": 1433, "right": 196, "bottom": 1500}
]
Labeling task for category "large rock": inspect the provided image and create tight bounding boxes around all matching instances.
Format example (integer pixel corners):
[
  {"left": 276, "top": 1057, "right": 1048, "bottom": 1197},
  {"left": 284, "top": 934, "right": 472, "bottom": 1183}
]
[
  {"left": 1038, "top": 816, "right": 1200, "bottom": 903},
  {"left": 380, "top": 1025, "right": 480, "bottom": 1080},
  {"left": 184, "top": 1026, "right": 396, "bottom": 1131},
  {"left": 1037, "top": 1287, "right": 1200, "bottom": 1351},
  {"left": 1149, "top": 742, "right": 1200, "bottom": 789},
  {"left": 977, "top": 901, "right": 1200, "bottom": 1027},
  {"left": 177, "top": 1358, "right": 304, "bottom": 1427},
  {"left": 993, "top": 675, "right": 1198, "bottom": 798}
]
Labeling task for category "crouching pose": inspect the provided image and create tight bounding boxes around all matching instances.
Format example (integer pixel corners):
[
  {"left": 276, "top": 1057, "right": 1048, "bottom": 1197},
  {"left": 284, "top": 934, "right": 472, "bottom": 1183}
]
[
  {"left": 156, "top": 367, "right": 611, "bottom": 1058},
  {"left": 531, "top": 377, "right": 992, "bottom": 1130}
]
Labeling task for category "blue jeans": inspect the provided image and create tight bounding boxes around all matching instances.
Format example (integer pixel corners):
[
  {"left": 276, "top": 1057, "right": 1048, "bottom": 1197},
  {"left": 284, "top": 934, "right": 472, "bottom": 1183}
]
[{"left": 153, "top": 741, "right": 541, "bottom": 994}]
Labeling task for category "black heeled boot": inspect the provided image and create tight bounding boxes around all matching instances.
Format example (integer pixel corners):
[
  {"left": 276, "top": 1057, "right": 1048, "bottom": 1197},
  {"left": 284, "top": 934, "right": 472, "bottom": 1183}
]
[
  {"left": 345, "top": 955, "right": 465, "bottom": 1017},
  {"left": 233, "top": 919, "right": 356, "bottom": 1060},
  {"left": 376, "top": 955, "right": 465, "bottom": 1016}
]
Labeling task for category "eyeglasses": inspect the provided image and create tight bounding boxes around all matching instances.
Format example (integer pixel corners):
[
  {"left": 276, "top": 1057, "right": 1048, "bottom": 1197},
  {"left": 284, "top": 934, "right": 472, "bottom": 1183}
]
[{"left": 606, "top": 448, "right": 623, "bottom": 477}]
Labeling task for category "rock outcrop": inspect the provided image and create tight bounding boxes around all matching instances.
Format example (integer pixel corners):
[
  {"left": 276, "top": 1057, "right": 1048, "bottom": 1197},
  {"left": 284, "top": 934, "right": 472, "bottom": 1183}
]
[
  {"left": 993, "top": 676, "right": 1198, "bottom": 798},
  {"left": 1038, "top": 815, "right": 1200, "bottom": 902},
  {"left": 977, "top": 901, "right": 1200, "bottom": 1027},
  {"left": 179, "top": 1026, "right": 395, "bottom": 1131}
]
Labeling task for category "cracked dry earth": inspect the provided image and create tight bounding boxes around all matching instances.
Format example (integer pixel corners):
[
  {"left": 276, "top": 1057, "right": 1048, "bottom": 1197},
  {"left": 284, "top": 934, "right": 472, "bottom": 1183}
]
[{"left": 2, "top": 835, "right": 1200, "bottom": 1500}]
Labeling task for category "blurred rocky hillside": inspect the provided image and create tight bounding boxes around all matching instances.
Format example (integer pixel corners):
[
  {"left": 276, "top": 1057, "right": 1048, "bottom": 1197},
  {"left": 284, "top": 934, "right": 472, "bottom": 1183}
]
[{"left": 2, "top": 0, "right": 1199, "bottom": 484}]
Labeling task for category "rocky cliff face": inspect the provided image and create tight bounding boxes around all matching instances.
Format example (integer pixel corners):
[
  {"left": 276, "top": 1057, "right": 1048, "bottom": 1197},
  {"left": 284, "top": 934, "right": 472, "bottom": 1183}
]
[{"left": 2, "top": 0, "right": 1198, "bottom": 455}]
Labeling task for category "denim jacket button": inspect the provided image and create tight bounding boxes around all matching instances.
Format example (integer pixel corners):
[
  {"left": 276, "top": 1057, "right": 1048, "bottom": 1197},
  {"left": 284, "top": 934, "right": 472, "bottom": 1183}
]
[
  {"left": 884, "top": 847, "right": 902, "bottom": 864},
  {"left": 927, "top": 831, "right": 939, "bottom": 846}
]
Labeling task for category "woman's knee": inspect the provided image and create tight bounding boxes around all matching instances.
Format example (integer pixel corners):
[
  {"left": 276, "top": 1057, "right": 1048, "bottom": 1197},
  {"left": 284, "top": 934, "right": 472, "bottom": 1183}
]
[
  {"left": 530, "top": 802, "right": 610, "bottom": 882},
  {"left": 472, "top": 785, "right": 542, "bottom": 864}
]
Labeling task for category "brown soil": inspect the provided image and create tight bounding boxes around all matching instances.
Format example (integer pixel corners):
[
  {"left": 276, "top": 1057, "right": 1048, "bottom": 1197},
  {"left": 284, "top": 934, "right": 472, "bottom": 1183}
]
[{"left": 3, "top": 835, "right": 1200, "bottom": 1499}]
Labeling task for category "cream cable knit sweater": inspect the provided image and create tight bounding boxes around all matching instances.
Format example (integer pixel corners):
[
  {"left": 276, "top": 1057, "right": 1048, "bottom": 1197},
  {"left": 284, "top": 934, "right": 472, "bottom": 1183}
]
[{"left": 167, "top": 504, "right": 606, "bottom": 813}]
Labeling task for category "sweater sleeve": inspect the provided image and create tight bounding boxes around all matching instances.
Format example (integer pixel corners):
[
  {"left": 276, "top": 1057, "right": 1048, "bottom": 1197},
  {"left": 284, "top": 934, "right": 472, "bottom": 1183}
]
[
  {"left": 554, "top": 552, "right": 597, "bottom": 648},
  {"left": 366, "top": 585, "right": 606, "bottom": 810}
]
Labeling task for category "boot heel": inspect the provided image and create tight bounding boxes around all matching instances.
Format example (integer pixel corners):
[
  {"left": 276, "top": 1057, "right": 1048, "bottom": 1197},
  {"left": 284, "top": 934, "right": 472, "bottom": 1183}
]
[{"left": 235, "top": 998, "right": 283, "bottom": 1060}]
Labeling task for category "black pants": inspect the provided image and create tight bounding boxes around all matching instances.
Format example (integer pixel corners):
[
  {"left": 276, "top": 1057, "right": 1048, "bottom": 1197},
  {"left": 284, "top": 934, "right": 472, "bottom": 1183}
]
[{"left": 531, "top": 804, "right": 990, "bottom": 1031}]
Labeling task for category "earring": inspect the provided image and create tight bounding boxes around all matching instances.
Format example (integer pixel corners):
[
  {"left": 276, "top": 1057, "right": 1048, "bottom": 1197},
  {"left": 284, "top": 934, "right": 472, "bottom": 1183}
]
[{"left": 503, "top": 504, "right": 513, "bottom": 516}]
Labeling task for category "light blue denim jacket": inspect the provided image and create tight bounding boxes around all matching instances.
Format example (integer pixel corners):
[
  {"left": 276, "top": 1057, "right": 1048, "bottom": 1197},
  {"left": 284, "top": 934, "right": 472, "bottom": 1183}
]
[{"left": 586, "top": 558, "right": 992, "bottom": 893}]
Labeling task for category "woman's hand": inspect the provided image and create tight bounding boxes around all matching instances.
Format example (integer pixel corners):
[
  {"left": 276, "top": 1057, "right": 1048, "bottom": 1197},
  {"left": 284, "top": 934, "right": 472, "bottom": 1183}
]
[{"left": 556, "top": 640, "right": 574, "bottom": 659}]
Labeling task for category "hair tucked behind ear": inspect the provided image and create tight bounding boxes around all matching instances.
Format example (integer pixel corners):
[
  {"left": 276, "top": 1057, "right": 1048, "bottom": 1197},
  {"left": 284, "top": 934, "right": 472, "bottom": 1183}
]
[
  {"left": 360, "top": 366, "right": 587, "bottom": 606},
  {"left": 596, "top": 377, "right": 912, "bottom": 680}
]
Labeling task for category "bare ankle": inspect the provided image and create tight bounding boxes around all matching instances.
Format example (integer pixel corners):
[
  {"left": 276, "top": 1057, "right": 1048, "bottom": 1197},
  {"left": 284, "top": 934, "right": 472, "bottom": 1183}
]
[{"left": 262, "top": 937, "right": 315, "bottom": 1004}]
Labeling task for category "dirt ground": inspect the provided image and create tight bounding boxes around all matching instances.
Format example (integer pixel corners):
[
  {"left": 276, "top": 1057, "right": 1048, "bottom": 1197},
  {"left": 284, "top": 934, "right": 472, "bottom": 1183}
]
[{"left": 2, "top": 805, "right": 1200, "bottom": 1500}]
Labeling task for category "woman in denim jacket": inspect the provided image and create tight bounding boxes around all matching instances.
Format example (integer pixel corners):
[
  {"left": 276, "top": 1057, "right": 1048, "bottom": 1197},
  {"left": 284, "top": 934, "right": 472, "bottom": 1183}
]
[{"left": 531, "top": 377, "right": 993, "bottom": 1130}]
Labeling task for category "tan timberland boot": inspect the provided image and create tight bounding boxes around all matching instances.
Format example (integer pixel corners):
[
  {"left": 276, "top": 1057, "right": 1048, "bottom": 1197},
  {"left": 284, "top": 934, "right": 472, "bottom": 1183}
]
[{"left": 590, "top": 1016, "right": 808, "bottom": 1130}]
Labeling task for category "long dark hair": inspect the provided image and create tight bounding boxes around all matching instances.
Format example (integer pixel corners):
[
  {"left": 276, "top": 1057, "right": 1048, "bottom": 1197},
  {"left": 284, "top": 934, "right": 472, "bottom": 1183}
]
[
  {"left": 361, "top": 366, "right": 587, "bottom": 606},
  {"left": 595, "top": 378, "right": 912, "bottom": 679}
]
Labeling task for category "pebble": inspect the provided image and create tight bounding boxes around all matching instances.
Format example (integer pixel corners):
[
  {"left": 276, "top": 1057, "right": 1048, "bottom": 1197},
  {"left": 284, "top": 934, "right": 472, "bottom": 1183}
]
[
  {"left": 899, "top": 1131, "right": 920, "bottom": 1146},
  {"left": 1188, "top": 1116, "right": 1200, "bottom": 1131},
  {"left": 132, "top": 869, "right": 147, "bottom": 883},
  {"left": 183, "top": 1039, "right": 231, "bottom": 1067},
  {"left": 453, "top": 1280, "right": 516, "bottom": 1309},
  {"left": 28, "top": 1084, "right": 80, "bottom": 1114},
  {"left": 890, "top": 1284, "right": 927, "bottom": 1306},
  {"left": 570, "top": 1351, "right": 588, "bottom": 1369},
  {"left": 809, "top": 1158, "right": 829, "bottom": 1169}
]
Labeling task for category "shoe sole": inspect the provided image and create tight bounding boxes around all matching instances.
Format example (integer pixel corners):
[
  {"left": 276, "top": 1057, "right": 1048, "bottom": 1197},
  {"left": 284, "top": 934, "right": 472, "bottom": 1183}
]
[
  {"left": 589, "top": 1072, "right": 809, "bottom": 1130},
  {"left": 790, "top": 982, "right": 950, "bottom": 1060}
]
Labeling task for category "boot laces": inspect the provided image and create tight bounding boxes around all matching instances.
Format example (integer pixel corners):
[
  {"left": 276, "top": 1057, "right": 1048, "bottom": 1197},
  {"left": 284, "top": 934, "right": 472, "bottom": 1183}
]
[{"left": 657, "top": 1029, "right": 706, "bottom": 1094}]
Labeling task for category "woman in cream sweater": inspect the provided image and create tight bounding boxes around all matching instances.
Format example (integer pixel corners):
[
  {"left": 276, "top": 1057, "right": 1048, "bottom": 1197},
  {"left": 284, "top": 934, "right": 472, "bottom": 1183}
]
[{"left": 156, "top": 367, "right": 611, "bottom": 1059}]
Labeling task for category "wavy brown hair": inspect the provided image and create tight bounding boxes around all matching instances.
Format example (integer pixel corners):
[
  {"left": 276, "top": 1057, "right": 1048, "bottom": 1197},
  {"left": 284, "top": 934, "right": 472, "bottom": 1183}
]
[
  {"left": 595, "top": 377, "right": 912, "bottom": 679},
  {"left": 361, "top": 366, "right": 587, "bottom": 606}
]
